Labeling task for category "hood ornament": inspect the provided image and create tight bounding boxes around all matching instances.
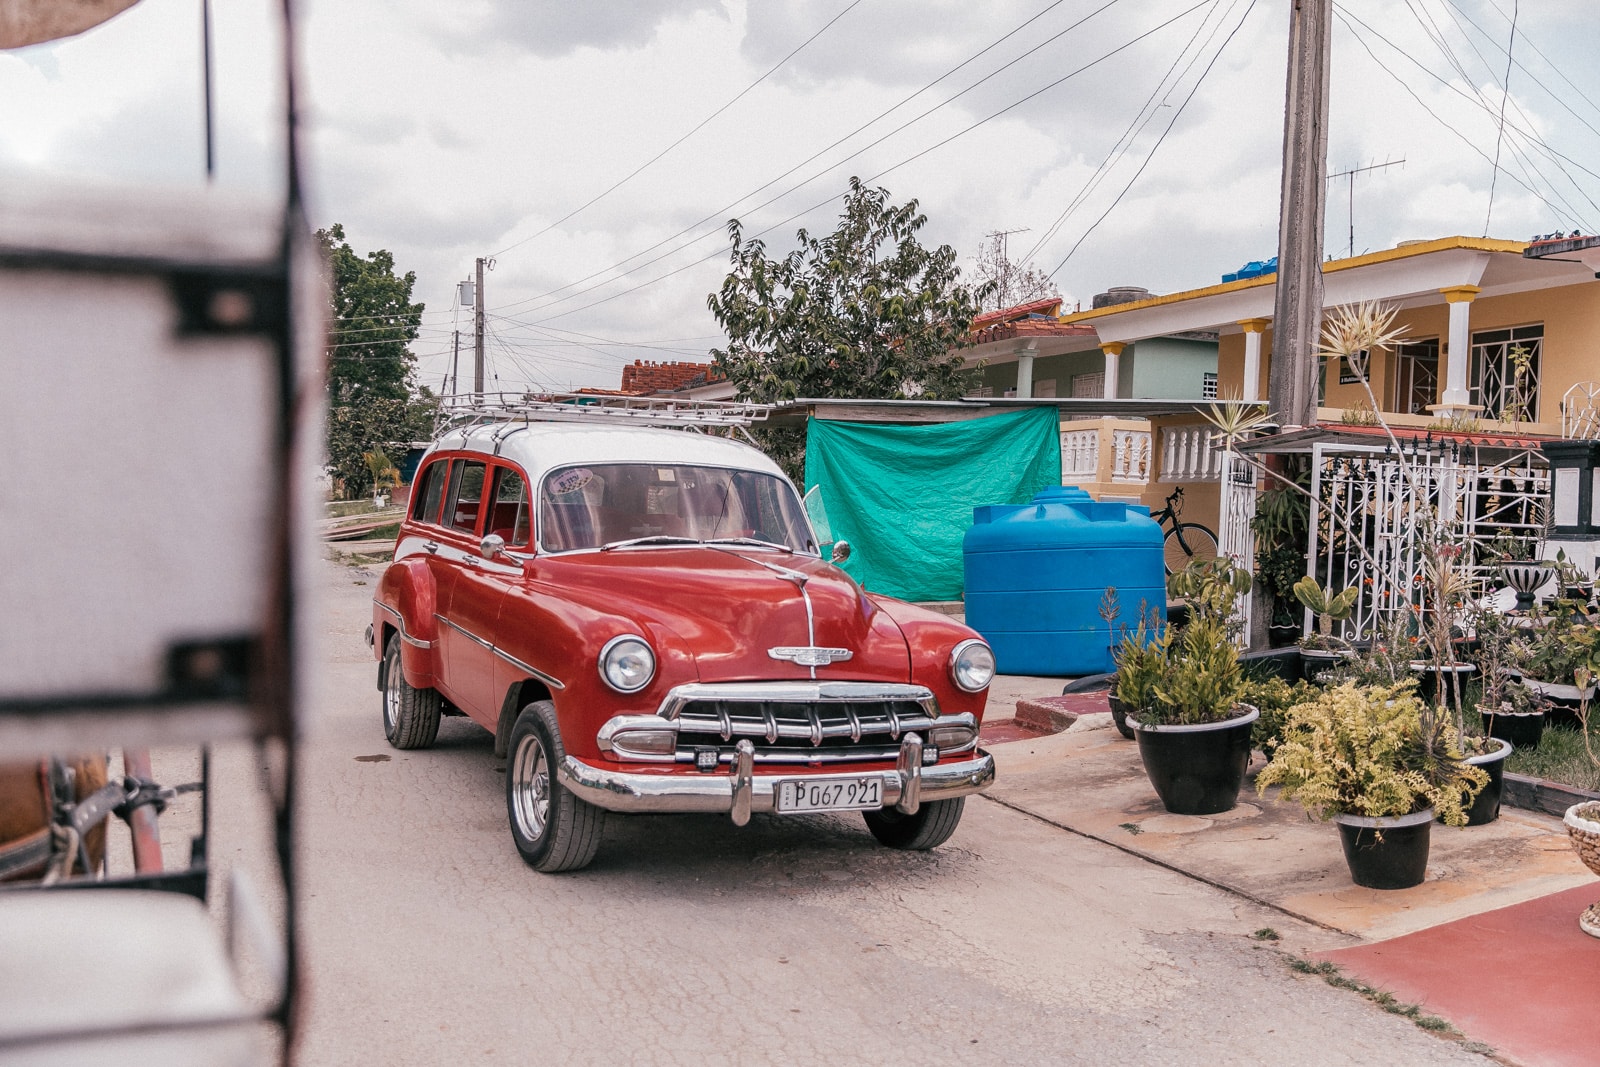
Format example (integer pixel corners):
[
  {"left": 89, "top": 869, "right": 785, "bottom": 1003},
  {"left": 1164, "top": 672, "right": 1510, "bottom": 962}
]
[{"left": 768, "top": 646, "right": 853, "bottom": 667}]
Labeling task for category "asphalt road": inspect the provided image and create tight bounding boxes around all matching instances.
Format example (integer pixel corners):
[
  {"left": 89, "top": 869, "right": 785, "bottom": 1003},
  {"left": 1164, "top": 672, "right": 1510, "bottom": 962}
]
[{"left": 291, "top": 557, "right": 1486, "bottom": 1066}]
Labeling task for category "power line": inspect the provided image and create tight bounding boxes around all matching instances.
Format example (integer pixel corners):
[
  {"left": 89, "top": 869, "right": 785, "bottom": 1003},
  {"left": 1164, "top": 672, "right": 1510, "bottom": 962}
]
[
  {"left": 511, "top": 0, "right": 1212, "bottom": 328},
  {"left": 1046, "top": 0, "right": 1260, "bottom": 278},
  {"left": 488, "top": 0, "right": 864, "bottom": 261},
  {"left": 486, "top": 0, "right": 1125, "bottom": 318},
  {"left": 1020, "top": 0, "right": 1234, "bottom": 269},
  {"left": 1483, "top": 0, "right": 1519, "bottom": 236}
]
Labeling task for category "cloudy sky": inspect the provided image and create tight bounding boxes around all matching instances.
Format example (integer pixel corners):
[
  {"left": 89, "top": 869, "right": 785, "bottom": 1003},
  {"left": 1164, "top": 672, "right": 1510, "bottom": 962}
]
[{"left": 3, "top": 0, "right": 1598, "bottom": 393}]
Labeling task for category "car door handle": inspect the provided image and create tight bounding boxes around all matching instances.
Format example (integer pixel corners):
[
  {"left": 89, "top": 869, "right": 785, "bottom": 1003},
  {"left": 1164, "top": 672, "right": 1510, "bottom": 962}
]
[{"left": 423, "top": 541, "right": 440, "bottom": 554}]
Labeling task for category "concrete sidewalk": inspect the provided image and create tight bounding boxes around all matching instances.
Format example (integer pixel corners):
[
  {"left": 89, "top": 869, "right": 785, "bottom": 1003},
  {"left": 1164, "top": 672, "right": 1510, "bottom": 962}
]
[{"left": 978, "top": 679, "right": 1600, "bottom": 1065}]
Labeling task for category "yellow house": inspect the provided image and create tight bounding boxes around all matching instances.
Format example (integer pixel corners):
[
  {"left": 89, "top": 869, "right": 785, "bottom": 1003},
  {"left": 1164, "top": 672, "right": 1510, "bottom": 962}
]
[{"left": 1058, "top": 235, "right": 1600, "bottom": 533}]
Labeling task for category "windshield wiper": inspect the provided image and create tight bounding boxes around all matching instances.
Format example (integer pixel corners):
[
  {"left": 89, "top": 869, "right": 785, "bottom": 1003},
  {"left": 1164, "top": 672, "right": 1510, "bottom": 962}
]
[
  {"left": 600, "top": 535, "right": 703, "bottom": 551},
  {"left": 705, "top": 536, "right": 794, "bottom": 553}
]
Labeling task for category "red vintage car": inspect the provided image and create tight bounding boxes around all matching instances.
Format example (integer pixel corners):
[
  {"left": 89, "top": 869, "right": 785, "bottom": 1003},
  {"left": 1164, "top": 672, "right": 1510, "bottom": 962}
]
[{"left": 368, "top": 405, "right": 996, "bottom": 871}]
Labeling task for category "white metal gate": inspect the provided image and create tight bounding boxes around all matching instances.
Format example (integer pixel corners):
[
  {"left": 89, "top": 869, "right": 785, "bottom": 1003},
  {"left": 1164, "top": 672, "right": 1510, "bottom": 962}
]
[
  {"left": 1305, "top": 437, "right": 1548, "bottom": 638},
  {"left": 1217, "top": 449, "right": 1258, "bottom": 644}
]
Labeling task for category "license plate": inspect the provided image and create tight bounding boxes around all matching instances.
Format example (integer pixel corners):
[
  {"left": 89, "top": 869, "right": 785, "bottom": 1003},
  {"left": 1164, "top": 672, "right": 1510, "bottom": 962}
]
[{"left": 774, "top": 775, "right": 884, "bottom": 814}]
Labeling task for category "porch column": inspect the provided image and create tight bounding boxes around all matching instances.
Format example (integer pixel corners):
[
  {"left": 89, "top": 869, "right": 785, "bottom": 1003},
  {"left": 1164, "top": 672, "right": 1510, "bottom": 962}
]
[
  {"left": 1101, "top": 342, "right": 1125, "bottom": 400},
  {"left": 1014, "top": 340, "right": 1038, "bottom": 398},
  {"left": 1433, "top": 285, "right": 1481, "bottom": 416},
  {"left": 1238, "top": 318, "right": 1269, "bottom": 402}
]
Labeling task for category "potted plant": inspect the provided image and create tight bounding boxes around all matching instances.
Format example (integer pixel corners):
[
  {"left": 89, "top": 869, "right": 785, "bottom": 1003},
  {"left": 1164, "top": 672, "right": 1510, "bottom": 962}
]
[
  {"left": 1256, "top": 682, "right": 1488, "bottom": 889},
  {"left": 1109, "top": 610, "right": 1165, "bottom": 742},
  {"left": 1406, "top": 545, "right": 1477, "bottom": 716},
  {"left": 1552, "top": 547, "right": 1596, "bottom": 605},
  {"left": 1119, "top": 558, "right": 1258, "bottom": 816},
  {"left": 1472, "top": 599, "right": 1547, "bottom": 751},
  {"left": 1513, "top": 603, "right": 1599, "bottom": 722},
  {"left": 1293, "top": 576, "right": 1358, "bottom": 677}
]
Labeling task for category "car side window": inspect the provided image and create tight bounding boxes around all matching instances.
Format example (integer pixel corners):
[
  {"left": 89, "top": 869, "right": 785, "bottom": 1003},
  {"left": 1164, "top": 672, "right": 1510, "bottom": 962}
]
[
  {"left": 411, "top": 459, "right": 447, "bottom": 525},
  {"left": 445, "top": 460, "right": 488, "bottom": 535},
  {"left": 486, "top": 466, "right": 530, "bottom": 547}
]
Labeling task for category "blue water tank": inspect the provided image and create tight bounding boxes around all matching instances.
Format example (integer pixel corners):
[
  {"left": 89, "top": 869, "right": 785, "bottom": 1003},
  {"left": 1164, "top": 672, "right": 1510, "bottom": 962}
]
[{"left": 963, "top": 487, "right": 1166, "bottom": 676}]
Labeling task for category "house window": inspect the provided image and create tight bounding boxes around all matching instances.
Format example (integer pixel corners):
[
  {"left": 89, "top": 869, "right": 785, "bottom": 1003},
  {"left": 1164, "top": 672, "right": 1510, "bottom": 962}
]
[
  {"left": 1202, "top": 372, "right": 1218, "bottom": 400},
  {"left": 1033, "top": 378, "right": 1057, "bottom": 398},
  {"left": 1071, "top": 372, "right": 1104, "bottom": 398},
  {"left": 1471, "top": 324, "right": 1542, "bottom": 421},
  {"left": 970, "top": 385, "right": 994, "bottom": 398},
  {"left": 1392, "top": 339, "right": 1439, "bottom": 415}
]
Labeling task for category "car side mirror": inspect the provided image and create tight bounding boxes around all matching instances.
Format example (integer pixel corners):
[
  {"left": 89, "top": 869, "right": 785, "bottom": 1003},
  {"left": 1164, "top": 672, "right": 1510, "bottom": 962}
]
[
  {"left": 480, "top": 533, "right": 506, "bottom": 560},
  {"left": 831, "top": 540, "right": 851, "bottom": 564}
]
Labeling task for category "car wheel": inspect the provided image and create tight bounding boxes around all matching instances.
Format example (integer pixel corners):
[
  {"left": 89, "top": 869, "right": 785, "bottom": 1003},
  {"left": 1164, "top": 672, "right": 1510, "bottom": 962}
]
[
  {"left": 506, "top": 700, "right": 604, "bottom": 872},
  {"left": 381, "top": 634, "right": 441, "bottom": 750},
  {"left": 863, "top": 797, "right": 966, "bottom": 850}
]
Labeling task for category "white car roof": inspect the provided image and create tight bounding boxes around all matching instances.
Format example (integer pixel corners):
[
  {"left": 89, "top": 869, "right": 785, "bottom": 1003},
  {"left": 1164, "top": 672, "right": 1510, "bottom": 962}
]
[{"left": 428, "top": 422, "right": 790, "bottom": 486}]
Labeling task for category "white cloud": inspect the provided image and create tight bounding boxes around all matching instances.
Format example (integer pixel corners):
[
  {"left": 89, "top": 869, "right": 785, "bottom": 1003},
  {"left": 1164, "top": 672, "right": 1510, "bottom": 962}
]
[{"left": 1, "top": 0, "right": 1597, "bottom": 392}]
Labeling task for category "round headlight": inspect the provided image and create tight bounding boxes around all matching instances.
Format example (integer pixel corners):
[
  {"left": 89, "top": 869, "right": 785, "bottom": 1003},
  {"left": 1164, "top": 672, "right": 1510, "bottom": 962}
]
[
  {"left": 599, "top": 635, "right": 656, "bottom": 693},
  {"left": 949, "top": 639, "right": 995, "bottom": 693}
]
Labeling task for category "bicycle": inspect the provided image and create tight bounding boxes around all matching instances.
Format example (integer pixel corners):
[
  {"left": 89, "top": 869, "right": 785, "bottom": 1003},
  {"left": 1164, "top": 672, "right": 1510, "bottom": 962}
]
[{"left": 1149, "top": 486, "right": 1219, "bottom": 575}]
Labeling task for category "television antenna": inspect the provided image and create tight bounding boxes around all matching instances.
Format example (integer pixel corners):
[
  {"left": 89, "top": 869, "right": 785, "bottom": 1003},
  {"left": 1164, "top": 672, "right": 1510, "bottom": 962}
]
[{"left": 1326, "top": 158, "right": 1406, "bottom": 259}]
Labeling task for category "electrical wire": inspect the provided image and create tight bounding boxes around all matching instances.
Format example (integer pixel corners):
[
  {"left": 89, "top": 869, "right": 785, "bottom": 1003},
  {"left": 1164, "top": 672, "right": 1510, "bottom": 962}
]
[
  {"left": 1047, "top": 0, "right": 1259, "bottom": 278},
  {"left": 488, "top": 0, "right": 865, "bottom": 261},
  {"left": 485, "top": 0, "right": 1128, "bottom": 318},
  {"left": 509, "top": 0, "right": 1212, "bottom": 327},
  {"left": 1483, "top": 0, "right": 1519, "bottom": 236},
  {"left": 1019, "top": 0, "right": 1233, "bottom": 269}
]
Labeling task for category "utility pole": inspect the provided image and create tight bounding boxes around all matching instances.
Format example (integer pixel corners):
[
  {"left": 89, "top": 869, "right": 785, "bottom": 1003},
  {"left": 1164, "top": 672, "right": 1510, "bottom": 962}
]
[
  {"left": 450, "top": 329, "right": 460, "bottom": 396},
  {"left": 1269, "top": 0, "right": 1332, "bottom": 431},
  {"left": 473, "top": 257, "right": 486, "bottom": 396}
]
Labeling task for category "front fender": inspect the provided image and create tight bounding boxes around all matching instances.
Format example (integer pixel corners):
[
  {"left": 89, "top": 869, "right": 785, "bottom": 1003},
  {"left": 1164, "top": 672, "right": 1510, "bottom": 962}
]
[
  {"left": 375, "top": 557, "right": 440, "bottom": 690},
  {"left": 868, "top": 596, "right": 990, "bottom": 720}
]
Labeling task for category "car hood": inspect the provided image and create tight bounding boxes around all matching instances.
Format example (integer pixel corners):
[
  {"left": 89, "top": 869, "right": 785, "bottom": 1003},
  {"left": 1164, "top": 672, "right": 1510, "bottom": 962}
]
[{"left": 537, "top": 547, "right": 911, "bottom": 682}]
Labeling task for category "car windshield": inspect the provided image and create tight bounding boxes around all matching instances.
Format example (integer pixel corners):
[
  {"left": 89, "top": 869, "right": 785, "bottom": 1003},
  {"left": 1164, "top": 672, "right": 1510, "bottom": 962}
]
[{"left": 538, "top": 463, "right": 817, "bottom": 554}]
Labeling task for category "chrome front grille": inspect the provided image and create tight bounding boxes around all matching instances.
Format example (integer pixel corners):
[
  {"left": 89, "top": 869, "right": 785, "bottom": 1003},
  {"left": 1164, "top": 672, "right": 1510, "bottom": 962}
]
[{"left": 674, "top": 699, "right": 935, "bottom": 764}]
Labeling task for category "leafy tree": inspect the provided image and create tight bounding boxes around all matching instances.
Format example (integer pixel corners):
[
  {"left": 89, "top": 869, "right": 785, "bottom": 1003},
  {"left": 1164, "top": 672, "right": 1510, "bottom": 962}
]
[
  {"left": 708, "top": 178, "right": 986, "bottom": 476},
  {"left": 971, "top": 230, "right": 1061, "bottom": 312},
  {"left": 318, "top": 223, "right": 433, "bottom": 500}
]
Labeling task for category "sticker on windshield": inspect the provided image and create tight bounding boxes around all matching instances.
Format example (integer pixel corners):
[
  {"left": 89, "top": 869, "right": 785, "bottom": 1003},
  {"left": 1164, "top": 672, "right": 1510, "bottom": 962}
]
[{"left": 550, "top": 468, "right": 593, "bottom": 495}]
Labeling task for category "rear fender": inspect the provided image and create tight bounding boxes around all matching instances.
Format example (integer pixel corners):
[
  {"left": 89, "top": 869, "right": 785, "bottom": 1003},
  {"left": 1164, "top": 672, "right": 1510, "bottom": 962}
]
[{"left": 376, "top": 557, "right": 440, "bottom": 690}]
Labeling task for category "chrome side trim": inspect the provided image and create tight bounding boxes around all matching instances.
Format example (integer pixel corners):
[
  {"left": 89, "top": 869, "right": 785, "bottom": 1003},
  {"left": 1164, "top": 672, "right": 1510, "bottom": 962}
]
[
  {"left": 434, "top": 613, "right": 565, "bottom": 690},
  {"left": 557, "top": 749, "right": 996, "bottom": 817},
  {"left": 373, "top": 600, "right": 432, "bottom": 649},
  {"left": 656, "top": 681, "right": 937, "bottom": 720},
  {"left": 493, "top": 647, "right": 567, "bottom": 692}
]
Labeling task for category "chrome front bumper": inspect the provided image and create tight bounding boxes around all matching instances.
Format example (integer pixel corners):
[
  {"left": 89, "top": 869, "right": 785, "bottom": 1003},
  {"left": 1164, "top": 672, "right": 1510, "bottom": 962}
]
[{"left": 559, "top": 735, "right": 995, "bottom": 825}]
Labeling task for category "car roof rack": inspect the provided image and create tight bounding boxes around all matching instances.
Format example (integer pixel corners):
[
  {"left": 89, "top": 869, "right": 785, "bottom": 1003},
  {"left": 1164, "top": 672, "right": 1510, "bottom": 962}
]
[{"left": 436, "top": 392, "right": 774, "bottom": 436}]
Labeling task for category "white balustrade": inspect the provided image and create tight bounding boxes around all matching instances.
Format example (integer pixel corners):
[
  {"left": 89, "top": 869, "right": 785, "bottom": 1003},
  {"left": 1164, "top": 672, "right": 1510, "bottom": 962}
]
[
  {"left": 1159, "top": 424, "right": 1223, "bottom": 482},
  {"left": 1562, "top": 381, "right": 1600, "bottom": 440},
  {"left": 1110, "top": 428, "right": 1151, "bottom": 483},
  {"left": 1059, "top": 428, "right": 1100, "bottom": 480}
]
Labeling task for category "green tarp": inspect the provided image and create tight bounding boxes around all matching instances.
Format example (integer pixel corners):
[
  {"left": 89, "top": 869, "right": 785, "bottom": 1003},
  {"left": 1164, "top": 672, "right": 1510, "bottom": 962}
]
[{"left": 803, "top": 406, "right": 1062, "bottom": 602}]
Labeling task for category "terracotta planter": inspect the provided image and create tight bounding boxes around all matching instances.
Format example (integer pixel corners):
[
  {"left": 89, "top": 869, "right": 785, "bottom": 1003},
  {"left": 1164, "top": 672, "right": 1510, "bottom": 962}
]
[
  {"left": 1334, "top": 809, "right": 1433, "bottom": 890},
  {"left": 1128, "top": 705, "right": 1259, "bottom": 816},
  {"left": 1562, "top": 802, "right": 1600, "bottom": 940}
]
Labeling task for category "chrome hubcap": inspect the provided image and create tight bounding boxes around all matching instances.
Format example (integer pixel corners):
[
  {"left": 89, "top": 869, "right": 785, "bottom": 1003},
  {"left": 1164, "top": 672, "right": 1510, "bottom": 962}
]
[{"left": 511, "top": 732, "right": 550, "bottom": 842}]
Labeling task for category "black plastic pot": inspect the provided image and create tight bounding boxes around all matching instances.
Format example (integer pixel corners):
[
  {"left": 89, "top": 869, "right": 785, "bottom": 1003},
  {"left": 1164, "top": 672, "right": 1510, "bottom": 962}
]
[
  {"left": 1409, "top": 661, "right": 1476, "bottom": 709},
  {"left": 1299, "top": 646, "right": 1353, "bottom": 682},
  {"left": 1106, "top": 695, "right": 1136, "bottom": 741},
  {"left": 1455, "top": 738, "right": 1513, "bottom": 826},
  {"left": 1480, "top": 707, "right": 1545, "bottom": 750},
  {"left": 1335, "top": 809, "right": 1433, "bottom": 889},
  {"left": 1129, "top": 705, "right": 1259, "bottom": 816}
]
